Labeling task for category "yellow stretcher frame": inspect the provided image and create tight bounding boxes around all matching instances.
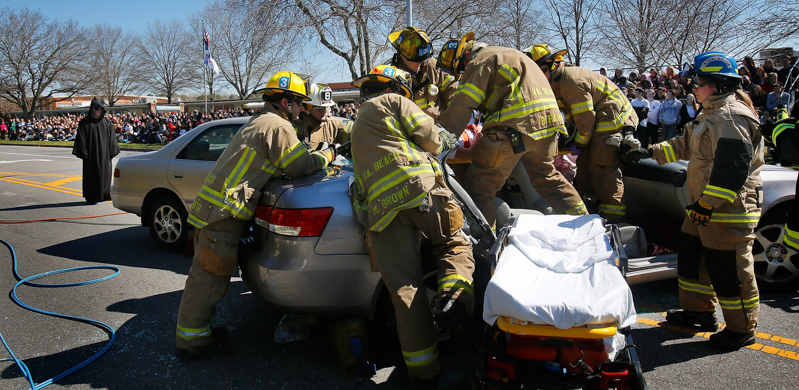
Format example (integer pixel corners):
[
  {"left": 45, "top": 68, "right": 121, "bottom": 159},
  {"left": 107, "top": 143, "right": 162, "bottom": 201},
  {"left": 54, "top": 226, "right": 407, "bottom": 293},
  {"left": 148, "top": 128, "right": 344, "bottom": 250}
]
[{"left": 496, "top": 316, "right": 618, "bottom": 339}]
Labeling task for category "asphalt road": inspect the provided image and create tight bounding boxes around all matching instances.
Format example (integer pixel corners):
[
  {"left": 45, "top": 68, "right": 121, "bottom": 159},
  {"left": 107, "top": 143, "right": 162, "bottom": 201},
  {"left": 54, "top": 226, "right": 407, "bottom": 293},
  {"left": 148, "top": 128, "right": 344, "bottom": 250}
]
[{"left": 0, "top": 144, "right": 797, "bottom": 390}]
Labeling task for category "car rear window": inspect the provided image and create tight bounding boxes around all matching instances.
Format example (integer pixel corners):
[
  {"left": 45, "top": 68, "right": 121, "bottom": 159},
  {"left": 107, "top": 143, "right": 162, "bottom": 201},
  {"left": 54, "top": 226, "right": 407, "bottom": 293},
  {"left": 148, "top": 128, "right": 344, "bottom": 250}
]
[{"left": 177, "top": 124, "right": 243, "bottom": 161}]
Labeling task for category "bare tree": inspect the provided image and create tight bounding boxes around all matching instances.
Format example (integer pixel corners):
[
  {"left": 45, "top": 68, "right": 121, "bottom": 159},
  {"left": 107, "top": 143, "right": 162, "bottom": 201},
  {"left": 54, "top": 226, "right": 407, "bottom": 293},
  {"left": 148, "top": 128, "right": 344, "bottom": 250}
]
[
  {"left": 86, "top": 25, "right": 142, "bottom": 106},
  {"left": 600, "top": 0, "right": 672, "bottom": 73},
  {"left": 291, "top": 0, "right": 506, "bottom": 80},
  {"left": 194, "top": 0, "right": 292, "bottom": 100},
  {"left": 293, "top": 0, "right": 390, "bottom": 79},
  {"left": 601, "top": 0, "right": 798, "bottom": 73},
  {"left": 546, "top": 0, "right": 601, "bottom": 66},
  {"left": 489, "top": 0, "right": 550, "bottom": 51},
  {"left": 0, "top": 7, "right": 87, "bottom": 119},
  {"left": 136, "top": 19, "right": 197, "bottom": 104}
]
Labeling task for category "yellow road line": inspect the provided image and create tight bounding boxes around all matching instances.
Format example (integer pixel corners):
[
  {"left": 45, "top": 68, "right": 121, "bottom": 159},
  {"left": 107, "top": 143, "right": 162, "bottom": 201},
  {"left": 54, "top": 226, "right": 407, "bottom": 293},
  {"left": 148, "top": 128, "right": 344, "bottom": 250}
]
[
  {"left": 0, "top": 171, "right": 77, "bottom": 178},
  {"left": 0, "top": 177, "right": 82, "bottom": 196},
  {"left": 637, "top": 315, "right": 799, "bottom": 361},
  {"left": 46, "top": 176, "right": 82, "bottom": 186}
]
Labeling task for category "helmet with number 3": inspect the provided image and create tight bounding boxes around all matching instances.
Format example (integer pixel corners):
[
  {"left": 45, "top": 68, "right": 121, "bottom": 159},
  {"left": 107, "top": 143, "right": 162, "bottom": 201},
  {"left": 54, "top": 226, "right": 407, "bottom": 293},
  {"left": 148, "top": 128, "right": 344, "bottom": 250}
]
[
  {"left": 437, "top": 31, "right": 476, "bottom": 75},
  {"left": 255, "top": 71, "right": 311, "bottom": 101},
  {"left": 351, "top": 65, "right": 412, "bottom": 98},
  {"left": 307, "top": 83, "right": 335, "bottom": 107}
]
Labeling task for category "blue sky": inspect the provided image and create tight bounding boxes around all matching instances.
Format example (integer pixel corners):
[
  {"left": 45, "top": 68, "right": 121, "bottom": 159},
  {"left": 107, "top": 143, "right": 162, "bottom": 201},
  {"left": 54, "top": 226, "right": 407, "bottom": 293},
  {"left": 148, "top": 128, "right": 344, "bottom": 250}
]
[
  {"left": 1, "top": 0, "right": 207, "bottom": 34},
  {"left": 1, "top": 0, "right": 351, "bottom": 88}
]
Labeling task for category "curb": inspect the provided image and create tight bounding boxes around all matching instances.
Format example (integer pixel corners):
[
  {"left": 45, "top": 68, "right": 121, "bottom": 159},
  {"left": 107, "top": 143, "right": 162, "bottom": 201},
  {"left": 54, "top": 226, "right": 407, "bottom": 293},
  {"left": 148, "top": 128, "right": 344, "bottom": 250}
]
[{"left": 0, "top": 142, "right": 160, "bottom": 152}]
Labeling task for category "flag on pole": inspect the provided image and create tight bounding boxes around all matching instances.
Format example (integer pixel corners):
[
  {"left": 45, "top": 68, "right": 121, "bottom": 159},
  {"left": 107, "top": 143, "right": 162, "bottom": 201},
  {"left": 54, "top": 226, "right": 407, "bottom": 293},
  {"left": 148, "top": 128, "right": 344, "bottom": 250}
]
[{"left": 203, "top": 27, "right": 220, "bottom": 74}]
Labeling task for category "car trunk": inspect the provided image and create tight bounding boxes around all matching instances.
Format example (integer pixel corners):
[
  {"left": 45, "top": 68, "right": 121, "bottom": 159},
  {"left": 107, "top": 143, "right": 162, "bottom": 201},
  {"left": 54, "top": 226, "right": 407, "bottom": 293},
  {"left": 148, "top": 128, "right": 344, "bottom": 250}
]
[{"left": 243, "top": 163, "right": 367, "bottom": 255}]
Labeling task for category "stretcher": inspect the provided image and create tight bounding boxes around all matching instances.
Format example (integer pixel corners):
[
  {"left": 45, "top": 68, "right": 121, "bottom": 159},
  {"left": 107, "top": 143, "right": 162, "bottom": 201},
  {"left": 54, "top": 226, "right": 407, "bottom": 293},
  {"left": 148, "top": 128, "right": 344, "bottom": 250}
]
[{"left": 473, "top": 214, "right": 647, "bottom": 390}]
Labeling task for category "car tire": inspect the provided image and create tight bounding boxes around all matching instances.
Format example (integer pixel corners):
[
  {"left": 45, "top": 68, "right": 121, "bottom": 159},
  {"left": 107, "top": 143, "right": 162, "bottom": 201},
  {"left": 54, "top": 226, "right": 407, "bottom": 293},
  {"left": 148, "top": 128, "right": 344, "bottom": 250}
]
[
  {"left": 752, "top": 203, "right": 798, "bottom": 292},
  {"left": 148, "top": 195, "right": 189, "bottom": 252}
]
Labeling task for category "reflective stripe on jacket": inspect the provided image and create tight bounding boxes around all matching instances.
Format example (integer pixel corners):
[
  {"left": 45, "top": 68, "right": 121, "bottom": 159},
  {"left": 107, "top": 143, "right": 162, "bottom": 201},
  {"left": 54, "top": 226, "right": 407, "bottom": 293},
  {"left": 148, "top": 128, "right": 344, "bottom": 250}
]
[
  {"left": 550, "top": 65, "right": 638, "bottom": 147},
  {"left": 293, "top": 112, "right": 352, "bottom": 150},
  {"left": 651, "top": 93, "right": 764, "bottom": 227},
  {"left": 351, "top": 93, "right": 444, "bottom": 232},
  {"left": 187, "top": 104, "right": 330, "bottom": 228},
  {"left": 439, "top": 46, "right": 565, "bottom": 140},
  {"left": 394, "top": 58, "right": 457, "bottom": 122}
]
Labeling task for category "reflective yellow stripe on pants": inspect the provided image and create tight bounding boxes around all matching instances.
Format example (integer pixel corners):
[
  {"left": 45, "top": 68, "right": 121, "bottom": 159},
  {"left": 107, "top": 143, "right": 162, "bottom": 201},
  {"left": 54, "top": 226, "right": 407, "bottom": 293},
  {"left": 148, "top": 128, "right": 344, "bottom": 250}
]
[
  {"left": 176, "top": 324, "right": 212, "bottom": 340},
  {"left": 438, "top": 274, "right": 473, "bottom": 296},
  {"left": 785, "top": 225, "right": 799, "bottom": 249},
  {"left": 679, "top": 279, "right": 716, "bottom": 295},
  {"left": 598, "top": 203, "right": 626, "bottom": 216},
  {"left": 718, "top": 296, "right": 759, "bottom": 310},
  {"left": 402, "top": 343, "right": 439, "bottom": 367}
]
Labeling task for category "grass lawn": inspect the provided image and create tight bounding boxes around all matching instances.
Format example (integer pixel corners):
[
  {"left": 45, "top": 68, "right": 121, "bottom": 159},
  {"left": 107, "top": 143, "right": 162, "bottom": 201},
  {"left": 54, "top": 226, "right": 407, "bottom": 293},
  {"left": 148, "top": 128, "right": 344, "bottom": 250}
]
[{"left": 0, "top": 140, "right": 162, "bottom": 151}]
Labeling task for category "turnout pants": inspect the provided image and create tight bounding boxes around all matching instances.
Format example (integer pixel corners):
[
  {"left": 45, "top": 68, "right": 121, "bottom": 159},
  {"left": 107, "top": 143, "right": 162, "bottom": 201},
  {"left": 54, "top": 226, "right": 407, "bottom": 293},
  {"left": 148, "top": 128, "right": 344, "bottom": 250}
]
[
  {"left": 464, "top": 128, "right": 586, "bottom": 227},
  {"left": 677, "top": 219, "right": 759, "bottom": 333},
  {"left": 176, "top": 217, "right": 248, "bottom": 350},
  {"left": 574, "top": 132, "right": 626, "bottom": 221},
  {"left": 370, "top": 189, "right": 475, "bottom": 380}
]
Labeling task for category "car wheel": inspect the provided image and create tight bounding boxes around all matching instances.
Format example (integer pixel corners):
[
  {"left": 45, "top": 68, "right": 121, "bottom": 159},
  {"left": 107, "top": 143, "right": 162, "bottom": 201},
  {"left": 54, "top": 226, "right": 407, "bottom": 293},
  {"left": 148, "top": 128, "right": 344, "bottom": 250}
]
[
  {"left": 753, "top": 223, "right": 799, "bottom": 291},
  {"left": 148, "top": 195, "right": 189, "bottom": 251}
]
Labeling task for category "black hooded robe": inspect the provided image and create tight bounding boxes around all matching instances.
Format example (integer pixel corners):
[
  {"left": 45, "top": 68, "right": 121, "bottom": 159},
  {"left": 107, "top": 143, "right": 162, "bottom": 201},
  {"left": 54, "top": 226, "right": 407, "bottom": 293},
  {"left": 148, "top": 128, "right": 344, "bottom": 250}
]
[{"left": 72, "top": 98, "right": 119, "bottom": 204}]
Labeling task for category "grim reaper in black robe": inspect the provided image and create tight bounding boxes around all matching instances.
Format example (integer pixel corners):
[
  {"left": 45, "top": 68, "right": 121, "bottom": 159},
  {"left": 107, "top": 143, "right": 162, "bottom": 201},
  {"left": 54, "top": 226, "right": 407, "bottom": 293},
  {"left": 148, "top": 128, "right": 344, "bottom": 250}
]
[{"left": 72, "top": 97, "right": 119, "bottom": 204}]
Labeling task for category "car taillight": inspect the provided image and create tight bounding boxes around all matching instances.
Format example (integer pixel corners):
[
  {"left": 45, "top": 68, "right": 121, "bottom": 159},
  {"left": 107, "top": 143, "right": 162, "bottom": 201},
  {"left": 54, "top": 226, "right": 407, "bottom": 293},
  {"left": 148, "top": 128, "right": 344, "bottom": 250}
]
[
  {"left": 114, "top": 168, "right": 120, "bottom": 178},
  {"left": 254, "top": 206, "right": 333, "bottom": 237}
]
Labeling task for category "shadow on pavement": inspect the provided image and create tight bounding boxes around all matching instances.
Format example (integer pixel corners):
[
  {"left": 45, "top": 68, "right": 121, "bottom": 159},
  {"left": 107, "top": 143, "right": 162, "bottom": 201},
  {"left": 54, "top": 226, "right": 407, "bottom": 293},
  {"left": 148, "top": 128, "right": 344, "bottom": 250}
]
[
  {"left": 633, "top": 325, "right": 721, "bottom": 373},
  {"left": 0, "top": 279, "right": 442, "bottom": 389},
  {"left": 0, "top": 201, "right": 89, "bottom": 212},
  {"left": 37, "top": 226, "right": 189, "bottom": 274},
  {"left": 760, "top": 290, "right": 799, "bottom": 314}
]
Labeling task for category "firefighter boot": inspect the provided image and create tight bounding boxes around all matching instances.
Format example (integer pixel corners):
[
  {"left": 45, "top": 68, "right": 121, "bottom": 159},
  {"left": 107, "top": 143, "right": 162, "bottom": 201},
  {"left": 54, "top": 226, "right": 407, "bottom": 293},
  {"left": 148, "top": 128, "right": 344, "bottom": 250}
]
[
  {"left": 435, "top": 300, "right": 476, "bottom": 352},
  {"left": 708, "top": 329, "right": 756, "bottom": 351},
  {"left": 413, "top": 375, "right": 441, "bottom": 390},
  {"left": 665, "top": 309, "right": 718, "bottom": 331},
  {"left": 177, "top": 327, "right": 232, "bottom": 361}
]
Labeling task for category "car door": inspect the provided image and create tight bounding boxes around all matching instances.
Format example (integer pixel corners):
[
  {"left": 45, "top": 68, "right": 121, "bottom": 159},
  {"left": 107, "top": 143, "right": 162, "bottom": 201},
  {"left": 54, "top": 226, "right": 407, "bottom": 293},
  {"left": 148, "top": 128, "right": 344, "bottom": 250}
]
[{"left": 167, "top": 123, "right": 244, "bottom": 209}]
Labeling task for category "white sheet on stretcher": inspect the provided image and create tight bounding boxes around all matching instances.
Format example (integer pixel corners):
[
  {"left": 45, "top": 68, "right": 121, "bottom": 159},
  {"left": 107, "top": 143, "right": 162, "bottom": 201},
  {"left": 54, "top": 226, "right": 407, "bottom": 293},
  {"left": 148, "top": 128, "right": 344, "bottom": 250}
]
[{"left": 483, "top": 214, "right": 637, "bottom": 330}]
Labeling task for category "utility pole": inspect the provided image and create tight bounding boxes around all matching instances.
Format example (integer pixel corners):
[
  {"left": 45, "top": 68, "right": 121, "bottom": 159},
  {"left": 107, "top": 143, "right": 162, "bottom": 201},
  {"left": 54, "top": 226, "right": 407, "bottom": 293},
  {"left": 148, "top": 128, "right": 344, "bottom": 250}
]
[{"left": 406, "top": 0, "right": 412, "bottom": 26}]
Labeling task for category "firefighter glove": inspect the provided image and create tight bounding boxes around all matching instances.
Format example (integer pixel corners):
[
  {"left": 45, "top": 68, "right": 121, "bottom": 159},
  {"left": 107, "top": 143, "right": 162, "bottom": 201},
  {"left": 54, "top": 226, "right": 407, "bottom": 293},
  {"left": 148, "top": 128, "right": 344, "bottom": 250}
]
[
  {"left": 439, "top": 129, "right": 459, "bottom": 151},
  {"left": 686, "top": 198, "right": 713, "bottom": 226},
  {"left": 313, "top": 146, "right": 336, "bottom": 165},
  {"left": 623, "top": 133, "right": 641, "bottom": 149},
  {"left": 620, "top": 147, "right": 652, "bottom": 165}
]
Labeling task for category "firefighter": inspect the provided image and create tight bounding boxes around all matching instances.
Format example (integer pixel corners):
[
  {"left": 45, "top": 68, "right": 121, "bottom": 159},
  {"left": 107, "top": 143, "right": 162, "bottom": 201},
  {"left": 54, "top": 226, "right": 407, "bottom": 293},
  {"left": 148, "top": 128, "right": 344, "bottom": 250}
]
[
  {"left": 438, "top": 32, "right": 587, "bottom": 227},
  {"left": 350, "top": 64, "right": 474, "bottom": 384},
  {"left": 389, "top": 26, "right": 458, "bottom": 122},
  {"left": 525, "top": 44, "right": 639, "bottom": 221},
  {"left": 622, "top": 52, "right": 763, "bottom": 351},
  {"left": 176, "top": 71, "right": 335, "bottom": 360},
  {"left": 762, "top": 113, "right": 799, "bottom": 252},
  {"left": 293, "top": 82, "right": 352, "bottom": 149}
]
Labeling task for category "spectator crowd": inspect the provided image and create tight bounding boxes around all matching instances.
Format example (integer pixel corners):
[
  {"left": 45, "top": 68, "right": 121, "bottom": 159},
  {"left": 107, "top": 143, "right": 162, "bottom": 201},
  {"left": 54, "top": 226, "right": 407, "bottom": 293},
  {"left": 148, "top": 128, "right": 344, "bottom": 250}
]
[
  {"left": 600, "top": 54, "right": 797, "bottom": 144},
  {"left": 0, "top": 102, "right": 361, "bottom": 145}
]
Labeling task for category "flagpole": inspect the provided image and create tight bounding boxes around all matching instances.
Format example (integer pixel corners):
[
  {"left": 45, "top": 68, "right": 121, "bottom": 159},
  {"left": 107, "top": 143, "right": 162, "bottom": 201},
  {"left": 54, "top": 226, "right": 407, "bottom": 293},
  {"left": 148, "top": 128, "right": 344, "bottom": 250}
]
[{"left": 203, "top": 20, "right": 208, "bottom": 114}]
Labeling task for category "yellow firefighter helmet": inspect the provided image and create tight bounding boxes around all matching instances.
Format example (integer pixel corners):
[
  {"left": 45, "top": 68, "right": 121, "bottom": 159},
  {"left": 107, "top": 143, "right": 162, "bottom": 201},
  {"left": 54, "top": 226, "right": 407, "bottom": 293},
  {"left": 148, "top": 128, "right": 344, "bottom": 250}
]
[
  {"left": 254, "top": 71, "right": 311, "bottom": 101},
  {"left": 389, "top": 27, "right": 434, "bottom": 62},
  {"left": 437, "top": 31, "right": 476, "bottom": 75},
  {"left": 351, "top": 65, "right": 413, "bottom": 99},
  {"left": 524, "top": 44, "right": 567, "bottom": 68}
]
